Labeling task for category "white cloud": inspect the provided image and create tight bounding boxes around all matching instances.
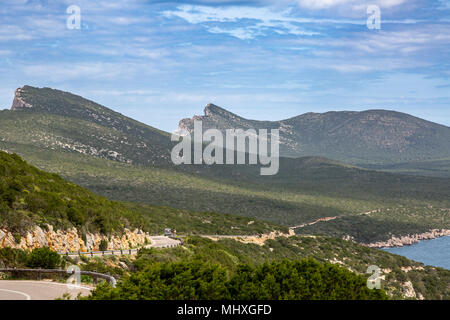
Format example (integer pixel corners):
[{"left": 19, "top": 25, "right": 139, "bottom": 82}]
[
  {"left": 207, "top": 27, "right": 255, "bottom": 40},
  {"left": 163, "top": 5, "right": 363, "bottom": 25},
  {"left": 22, "top": 62, "right": 139, "bottom": 81},
  {"left": 0, "top": 25, "right": 33, "bottom": 41},
  {"left": 297, "top": 0, "right": 407, "bottom": 10},
  {"left": 162, "top": 3, "right": 421, "bottom": 40},
  {"left": 297, "top": 0, "right": 352, "bottom": 9},
  {"left": 163, "top": 5, "right": 346, "bottom": 39}
]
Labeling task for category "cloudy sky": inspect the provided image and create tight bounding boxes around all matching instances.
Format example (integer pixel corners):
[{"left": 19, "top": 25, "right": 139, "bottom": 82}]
[{"left": 0, "top": 0, "right": 449, "bottom": 131}]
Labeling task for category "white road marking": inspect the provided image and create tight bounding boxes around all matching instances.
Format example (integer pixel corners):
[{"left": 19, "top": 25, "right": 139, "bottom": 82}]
[
  {"left": 2, "top": 280, "right": 92, "bottom": 291},
  {"left": 0, "top": 288, "right": 31, "bottom": 300}
]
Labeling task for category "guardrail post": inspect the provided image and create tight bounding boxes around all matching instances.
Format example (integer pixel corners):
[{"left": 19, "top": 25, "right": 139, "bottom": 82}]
[
  {"left": 59, "top": 267, "right": 63, "bottom": 281},
  {"left": 37, "top": 269, "right": 41, "bottom": 281},
  {"left": 91, "top": 252, "right": 93, "bottom": 258},
  {"left": 120, "top": 249, "right": 123, "bottom": 255},
  {"left": 111, "top": 250, "right": 114, "bottom": 255},
  {"left": 129, "top": 249, "right": 131, "bottom": 255}
]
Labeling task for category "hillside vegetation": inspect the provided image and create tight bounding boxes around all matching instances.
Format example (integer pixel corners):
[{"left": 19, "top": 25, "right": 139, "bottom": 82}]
[
  {"left": 3, "top": 144, "right": 448, "bottom": 243},
  {"left": 0, "top": 151, "right": 285, "bottom": 237}
]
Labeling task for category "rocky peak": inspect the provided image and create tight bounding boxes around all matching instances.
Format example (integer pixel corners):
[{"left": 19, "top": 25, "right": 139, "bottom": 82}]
[
  {"left": 178, "top": 103, "right": 246, "bottom": 134},
  {"left": 204, "top": 103, "right": 231, "bottom": 116},
  {"left": 11, "top": 86, "right": 33, "bottom": 110}
]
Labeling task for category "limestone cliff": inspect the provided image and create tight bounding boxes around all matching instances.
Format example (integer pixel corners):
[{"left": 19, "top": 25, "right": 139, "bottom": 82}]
[
  {"left": 0, "top": 225, "right": 151, "bottom": 252},
  {"left": 10, "top": 87, "right": 33, "bottom": 110}
]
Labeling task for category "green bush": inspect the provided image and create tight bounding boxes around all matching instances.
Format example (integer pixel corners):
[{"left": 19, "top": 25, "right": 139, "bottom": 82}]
[
  {"left": 99, "top": 240, "right": 108, "bottom": 251},
  {"left": 0, "top": 248, "right": 29, "bottom": 268},
  {"left": 87, "top": 258, "right": 388, "bottom": 300},
  {"left": 13, "top": 233, "right": 21, "bottom": 244},
  {"left": 26, "top": 247, "right": 61, "bottom": 269}
]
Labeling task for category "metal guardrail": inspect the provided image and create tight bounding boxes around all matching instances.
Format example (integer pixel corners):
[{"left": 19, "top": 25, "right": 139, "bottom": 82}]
[
  {"left": 57, "top": 248, "right": 140, "bottom": 257},
  {"left": 0, "top": 268, "right": 117, "bottom": 287},
  {"left": 169, "top": 236, "right": 185, "bottom": 245},
  {"left": 57, "top": 236, "right": 184, "bottom": 257}
]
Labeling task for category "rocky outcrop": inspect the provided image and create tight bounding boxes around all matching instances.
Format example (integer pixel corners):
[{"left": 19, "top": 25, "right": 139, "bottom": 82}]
[
  {"left": 402, "top": 281, "right": 418, "bottom": 299},
  {"left": 10, "top": 87, "right": 33, "bottom": 110},
  {"left": 0, "top": 225, "right": 151, "bottom": 252},
  {"left": 365, "top": 229, "right": 450, "bottom": 248}
]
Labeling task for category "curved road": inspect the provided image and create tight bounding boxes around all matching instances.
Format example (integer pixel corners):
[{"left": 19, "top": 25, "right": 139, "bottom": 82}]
[
  {"left": 0, "top": 236, "right": 181, "bottom": 299},
  {"left": 0, "top": 280, "right": 91, "bottom": 300}
]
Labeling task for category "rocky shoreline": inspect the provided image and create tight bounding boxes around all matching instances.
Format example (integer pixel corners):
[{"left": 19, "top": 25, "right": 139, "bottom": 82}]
[{"left": 364, "top": 229, "right": 450, "bottom": 248}]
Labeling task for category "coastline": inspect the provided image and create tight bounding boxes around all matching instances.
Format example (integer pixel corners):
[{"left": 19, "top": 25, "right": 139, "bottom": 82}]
[{"left": 364, "top": 229, "right": 450, "bottom": 248}]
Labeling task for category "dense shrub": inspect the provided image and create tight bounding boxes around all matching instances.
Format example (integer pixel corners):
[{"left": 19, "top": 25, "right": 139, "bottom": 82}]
[
  {"left": 87, "top": 258, "right": 388, "bottom": 300},
  {"left": 26, "top": 247, "right": 61, "bottom": 269},
  {"left": 99, "top": 240, "right": 108, "bottom": 251},
  {"left": 0, "top": 248, "right": 29, "bottom": 268}
]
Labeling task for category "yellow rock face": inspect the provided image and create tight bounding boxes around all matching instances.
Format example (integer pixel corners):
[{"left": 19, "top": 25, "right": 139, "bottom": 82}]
[{"left": 0, "top": 225, "right": 152, "bottom": 252}]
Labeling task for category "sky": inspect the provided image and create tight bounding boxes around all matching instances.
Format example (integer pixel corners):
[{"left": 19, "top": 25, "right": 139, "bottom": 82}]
[{"left": 0, "top": 0, "right": 449, "bottom": 132}]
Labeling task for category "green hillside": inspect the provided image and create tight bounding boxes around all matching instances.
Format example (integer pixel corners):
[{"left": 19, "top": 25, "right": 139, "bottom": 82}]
[
  {"left": 3, "top": 143, "right": 448, "bottom": 244},
  {"left": 0, "top": 151, "right": 285, "bottom": 237},
  {"left": 362, "top": 159, "right": 450, "bottom": 178}
]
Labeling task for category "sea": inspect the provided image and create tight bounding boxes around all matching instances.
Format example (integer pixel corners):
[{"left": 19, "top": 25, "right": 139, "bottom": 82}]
[{"left": 382, "top": 236, "right": 450, "bottom": 270}]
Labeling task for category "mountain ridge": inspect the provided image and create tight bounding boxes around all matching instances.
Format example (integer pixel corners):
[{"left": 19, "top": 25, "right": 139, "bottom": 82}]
[
  {"left": 178, "top": 103, "right": 450, "bottom": 166},
  {"left": 9, "top": 85, "right": 173, "bottom": 166}
]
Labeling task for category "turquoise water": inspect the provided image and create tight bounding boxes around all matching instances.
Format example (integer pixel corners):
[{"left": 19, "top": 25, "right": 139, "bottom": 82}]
[{"left": 383, "top": 236, "right": 450, "bottom": 270}]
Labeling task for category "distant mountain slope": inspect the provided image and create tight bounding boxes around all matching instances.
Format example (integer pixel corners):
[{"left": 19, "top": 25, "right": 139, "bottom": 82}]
[
  {"left": 179, "top": 104, "right": 450, "bottom": 166},
  {"left": 10, "top": 86, "right": 172, "bottom": 166},
  {"left": 363, "top": 159, "right": 450, "bottom": 178}
]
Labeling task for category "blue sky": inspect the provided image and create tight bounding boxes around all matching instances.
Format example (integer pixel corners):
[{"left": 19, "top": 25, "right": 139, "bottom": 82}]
[{"left": 0, "top": 0, "right": 449, "bottom": 132}]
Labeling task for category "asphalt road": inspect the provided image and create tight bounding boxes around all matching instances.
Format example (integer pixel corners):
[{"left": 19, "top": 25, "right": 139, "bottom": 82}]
[
  {"left": 0, "top": 280, "right": 92, "bottom": 300},
  {"left": 149, "top": 236, "right": 181, "bottom": 248}
]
